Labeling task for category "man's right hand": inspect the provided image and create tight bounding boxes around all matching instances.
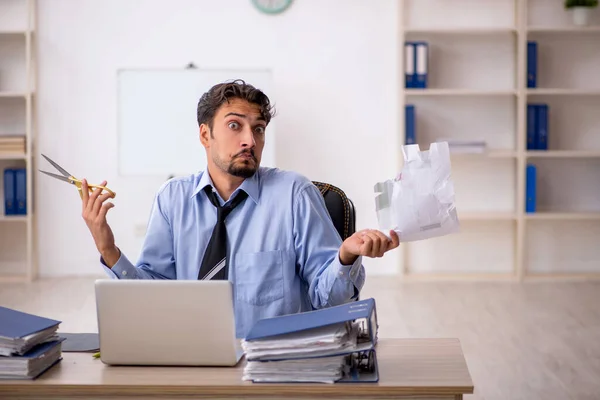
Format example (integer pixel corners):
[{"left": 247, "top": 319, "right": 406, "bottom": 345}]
[{"left": 81, "top": 179, "right": 120, "bottom": 267}]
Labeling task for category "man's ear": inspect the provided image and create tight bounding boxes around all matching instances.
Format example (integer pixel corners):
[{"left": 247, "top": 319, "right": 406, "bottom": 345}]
[{"left": 199, "top": 123, "right": 210, "bottom": 149}]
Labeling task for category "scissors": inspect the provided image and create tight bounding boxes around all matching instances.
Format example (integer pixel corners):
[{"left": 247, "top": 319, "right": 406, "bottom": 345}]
[{"left": 39, "top": 154, "right": 116, "bottom": 199}]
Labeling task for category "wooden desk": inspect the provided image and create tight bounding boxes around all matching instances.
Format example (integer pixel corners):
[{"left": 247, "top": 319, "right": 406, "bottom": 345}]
[{"left": 0, "top": 338, "right": 474, "bottom": 400}]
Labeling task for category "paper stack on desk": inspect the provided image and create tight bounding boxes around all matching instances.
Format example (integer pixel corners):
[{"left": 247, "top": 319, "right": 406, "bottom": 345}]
[
  {"left": 0, "top": 306, "right": 64, "bottom": 379},
  {"left": 241, "top": 298, "right": 379, "bottom": 384}
]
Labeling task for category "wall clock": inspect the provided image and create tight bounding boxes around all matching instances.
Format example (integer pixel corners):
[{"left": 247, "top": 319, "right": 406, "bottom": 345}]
[{"left": 251, "top": 0, "right": 293, "bottom": 15}]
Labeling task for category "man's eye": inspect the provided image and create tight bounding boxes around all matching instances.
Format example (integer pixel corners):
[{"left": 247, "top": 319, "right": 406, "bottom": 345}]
[
  {"left": 228, "top": 122, "right": 240, "bottom": 130},
  {"left": 255, "top": 126, "right": 265, "bottom": 135}
]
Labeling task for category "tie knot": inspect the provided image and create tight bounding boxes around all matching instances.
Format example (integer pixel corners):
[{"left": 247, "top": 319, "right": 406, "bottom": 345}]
[{"left": 204, "top": 186, "right": 248, "bottom": 221}]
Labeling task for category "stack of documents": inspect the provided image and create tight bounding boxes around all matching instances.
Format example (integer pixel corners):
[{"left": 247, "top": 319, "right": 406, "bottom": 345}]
[
  {"left": 0, "top": 135, "right": 26, "bottom": 155},
  {"left": 0, "top": 306, "right": 63, "bottom": 379},
  {"left": 241, "top": 298, "right": 379, "bottom": 384}
]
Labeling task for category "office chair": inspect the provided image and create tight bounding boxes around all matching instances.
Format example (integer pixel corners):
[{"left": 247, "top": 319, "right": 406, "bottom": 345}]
[
  {"left": 312, "top": 181, "right": 356, "bottom": 241},
  {"left": 313, "top": 181, "right": 360, "bottom": 302}
]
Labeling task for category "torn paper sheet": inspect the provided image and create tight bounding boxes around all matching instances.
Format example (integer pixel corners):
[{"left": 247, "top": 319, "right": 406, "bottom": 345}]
[{"left": 374, "top": 141, "right": 460, "bottom": 242}]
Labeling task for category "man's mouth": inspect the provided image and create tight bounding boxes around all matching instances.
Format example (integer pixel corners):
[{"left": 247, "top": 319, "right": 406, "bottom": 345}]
[{"left": 236, "top": 152, "right": 255, "bottom": 161}]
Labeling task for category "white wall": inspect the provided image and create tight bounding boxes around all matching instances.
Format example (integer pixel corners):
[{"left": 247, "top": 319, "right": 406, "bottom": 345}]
[{"left": 35, "top": 0, "right": 400, "bottom": 277}]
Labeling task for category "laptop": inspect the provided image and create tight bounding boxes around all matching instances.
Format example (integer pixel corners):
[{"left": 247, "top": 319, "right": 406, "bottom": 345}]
[{"left": 94, "top": 279, "right": 244, "bottom": 366}]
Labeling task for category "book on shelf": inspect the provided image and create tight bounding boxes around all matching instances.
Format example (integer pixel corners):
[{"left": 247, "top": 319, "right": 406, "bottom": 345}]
[
  {"left": 241, "top": 298, "right": 379, "bottom": 384},
  {"left": 405, "top": 104, "right": 416, "bottom": 145},
  {"left": 526, "top": 164, "right": 537, "bottom": 213},
  {"left": 527, "top": 41, "right": 537, "bottom": 88},
  {"left": 405, "top": 41, "right": 428, "bottom": 89},
  {"left": 0, "top": 306, "right": 64, "bottom": 380},
  {"left": 3, "top": 168, "right": 27, "bottom": 215},
  {"left": 527, "top": 103, "right": 549, "bottom": 150}
]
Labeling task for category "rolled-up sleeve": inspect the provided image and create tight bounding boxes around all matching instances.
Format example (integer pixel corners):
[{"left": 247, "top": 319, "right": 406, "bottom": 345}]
[{"left": 293, "top": 184, "right": 365, "bottom": 309}]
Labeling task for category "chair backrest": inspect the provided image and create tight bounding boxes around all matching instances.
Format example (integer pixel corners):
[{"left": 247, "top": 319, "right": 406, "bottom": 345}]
[{"left": 312, "top": 181, "right": 356, "bottom": 241}]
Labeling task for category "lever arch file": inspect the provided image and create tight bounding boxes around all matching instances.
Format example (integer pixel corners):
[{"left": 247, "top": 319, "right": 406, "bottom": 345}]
[{"left": 242, "top": 298, "right": 379, "bottom": 383}]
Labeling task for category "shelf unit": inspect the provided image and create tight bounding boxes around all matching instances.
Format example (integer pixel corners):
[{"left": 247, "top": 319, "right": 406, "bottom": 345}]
[
  {"left": 398, "top": 0, "right": 600, "bottom": 281},
  {"left": 0, "top": 0, "right": 36, "bottom": 283}
]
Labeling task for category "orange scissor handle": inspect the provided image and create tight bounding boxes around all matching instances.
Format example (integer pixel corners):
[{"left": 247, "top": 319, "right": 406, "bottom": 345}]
[{"left": 71, "top": 177, "right": 116, "bottom": 199}]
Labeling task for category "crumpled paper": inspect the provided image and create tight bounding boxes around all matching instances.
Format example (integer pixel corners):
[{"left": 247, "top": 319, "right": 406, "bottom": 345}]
[{"left": 374, "top": 141, "right": 460, "bottom": 242}]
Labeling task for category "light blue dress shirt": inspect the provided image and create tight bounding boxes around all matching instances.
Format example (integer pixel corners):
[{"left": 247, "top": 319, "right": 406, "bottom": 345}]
[{"left": 101, "top": 167, "right": 365, "bottom": 338}]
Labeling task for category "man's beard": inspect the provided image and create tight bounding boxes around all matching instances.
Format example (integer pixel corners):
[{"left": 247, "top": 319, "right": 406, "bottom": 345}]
[{"left": 226, "top": 150, "right": 258, "bottom": 178}]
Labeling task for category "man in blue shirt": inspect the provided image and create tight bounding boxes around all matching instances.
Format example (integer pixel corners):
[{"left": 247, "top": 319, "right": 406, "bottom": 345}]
[{"left": 80, "top": 80, "right": 399, "bottom": 338}]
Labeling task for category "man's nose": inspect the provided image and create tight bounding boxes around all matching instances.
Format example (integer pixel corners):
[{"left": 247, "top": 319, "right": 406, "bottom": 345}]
[{"left": 241, "top": 126, "right": 256, "bottom": 148}]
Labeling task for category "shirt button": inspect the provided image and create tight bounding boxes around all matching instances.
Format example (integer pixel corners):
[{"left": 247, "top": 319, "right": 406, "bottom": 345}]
[
  {"left": 122, "top": 270, "right": 127, "bottom": 276},
  {"left": 338, "top": 271, "right": 344, "bottom": 277}
]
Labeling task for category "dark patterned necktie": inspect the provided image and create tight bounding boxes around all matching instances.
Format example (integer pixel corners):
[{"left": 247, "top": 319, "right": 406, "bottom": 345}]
[{"left": 197, "top": 186, "right": 248, "bottom": 280}]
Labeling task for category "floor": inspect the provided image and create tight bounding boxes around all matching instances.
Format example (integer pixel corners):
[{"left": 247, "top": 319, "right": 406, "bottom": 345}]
[{"left": 1, "top": 276, "right": 599, "bottom": 400}]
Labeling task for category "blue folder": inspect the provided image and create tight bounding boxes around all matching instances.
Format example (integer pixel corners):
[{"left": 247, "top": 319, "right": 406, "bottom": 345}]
[
  {"left": 405, "top": 105, "right": 416, "bottom": 145},
  {"left": 0, "top": 306, "right": 61, "bottom": 340},
  {"left": 244, "top": 298, "right": 379, "bottom": 383},
  {"left": 3, "top": 168, "right": 16, "bottom": 215},
  {"left": 527, "top": 41, "right": 537, "bottom": 88},
  {"left": 526, "top": 164, "right": 537, "bottom": 213},
  {"left": 245, "top": 298, "right": 377, "bottom": 345}
]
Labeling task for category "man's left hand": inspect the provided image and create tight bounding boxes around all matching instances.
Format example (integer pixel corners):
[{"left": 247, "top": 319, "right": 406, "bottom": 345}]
[{"left": 339, "top": 229, "right": 400, "bottom": 265}]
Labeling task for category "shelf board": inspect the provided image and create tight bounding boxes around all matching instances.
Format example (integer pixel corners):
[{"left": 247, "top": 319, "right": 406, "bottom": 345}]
[
  {"left": 525, "top": 212, "right": 600, "bottom": 221},
  {"left": 527, "top": 89, "right": 600, "bottom": 96},
  {"left": 0, "top": 215, "right": 28, "bottom": 222},
  {"left": 0, "top": 92, "right": 28, "bottom": 99},
  {"left": 405, "top": 27, "right": 517, "bottom": 35},
  {"left": 458, "top": 212, "right": 516, "bottom": 221},
  {"left": 526, "top": 150, "right": 600, "bottom": 158},
  {"left": 451, "top": 150, "right": 516, "bottom": 159},
  {"left": 0, "top": 30, "right": 28, "bottom": 36},
  {"left": 405, "top": 89, "right": 517, "bottom": 97},
  {"left": 0, "top": 153, "right": 27, "bottom": 160},
  {"left": 527, "top": 26, "right": 600, "bottom": 33}
]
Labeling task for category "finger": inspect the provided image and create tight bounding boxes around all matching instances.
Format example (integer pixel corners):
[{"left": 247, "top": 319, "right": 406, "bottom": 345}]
[
  {"left": 81, "top": 179, "right": 89, "bottom": 212},
  {"left": 86, "top": 181, "right": 107, "bottom": 215},
  {"left": 389, "top": 230, "right": 400, "bottom": 249},
  {"left": 371, "top": 230, "right": 391, "bottom": 256},
  {"left": 360, "top": 232, "right": 373, "bottom": 255},
  {"left": 98, "top": 202, "right": 114, "bottom": 220},
  {"left": 93, "top": 191, "right": 114, "bottom": 217},
  {"left": 364, "top": 231, "right": 381, "bottom": 257}
]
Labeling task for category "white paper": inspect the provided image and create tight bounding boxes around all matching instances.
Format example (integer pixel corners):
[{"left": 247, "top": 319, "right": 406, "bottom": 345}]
[{"left": 374, "top": 141, "right": 460, "bottom": 242}]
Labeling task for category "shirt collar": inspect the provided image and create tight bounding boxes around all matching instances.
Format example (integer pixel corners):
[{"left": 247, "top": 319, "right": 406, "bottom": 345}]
[{"left": 191, "top": 168, "right": 260, "bottom": 205}]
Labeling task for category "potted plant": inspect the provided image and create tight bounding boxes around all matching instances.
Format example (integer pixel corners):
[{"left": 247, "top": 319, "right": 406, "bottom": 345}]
[{"left": 565, "top": 0, "right": 598, "bottom": 26}]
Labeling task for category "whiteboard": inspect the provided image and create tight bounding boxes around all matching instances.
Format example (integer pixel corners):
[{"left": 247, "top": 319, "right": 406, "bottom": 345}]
[{"left": 117, "top": 68, "right": 276, "bottom": 176}]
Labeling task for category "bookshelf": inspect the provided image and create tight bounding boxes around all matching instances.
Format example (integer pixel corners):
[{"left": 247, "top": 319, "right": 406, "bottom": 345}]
[
  {"left": 398, "top": 0, "right": 600, "bottom": 281},
  {"left": 0, "top": 0, "right": 36, "bottom": 282}
]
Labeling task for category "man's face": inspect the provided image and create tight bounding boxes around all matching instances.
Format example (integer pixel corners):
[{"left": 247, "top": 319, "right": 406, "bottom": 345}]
[{"left": 201, "top": 98, "right": 266, "bottom": 179}]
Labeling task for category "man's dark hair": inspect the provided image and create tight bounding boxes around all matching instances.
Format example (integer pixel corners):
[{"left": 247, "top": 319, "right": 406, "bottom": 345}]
[{"left": 196, "top": 79, "right": 275, "bottom": 131}]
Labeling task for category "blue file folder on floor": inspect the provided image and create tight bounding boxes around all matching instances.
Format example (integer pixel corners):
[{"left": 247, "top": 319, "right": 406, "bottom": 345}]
[{"left": 242, "top": 298, "right": 379, "bottom": 383}]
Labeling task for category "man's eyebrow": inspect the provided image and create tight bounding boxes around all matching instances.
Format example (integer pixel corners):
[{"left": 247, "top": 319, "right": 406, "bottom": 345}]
[{"left": 224, "top": 112, "right": 265, "bottom": 122}]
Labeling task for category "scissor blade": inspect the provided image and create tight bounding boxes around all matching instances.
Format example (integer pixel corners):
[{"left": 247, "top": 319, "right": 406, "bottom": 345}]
[
  {"left": 41, "top": 153, "right": 72, "bottom": 177},
  {"left": 39, "top": 170, "right": 73, "bottom": 184}
]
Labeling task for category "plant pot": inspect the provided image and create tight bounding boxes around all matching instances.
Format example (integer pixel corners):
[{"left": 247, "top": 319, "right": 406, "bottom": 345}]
[{"left": 571, "top": 7, "right": 591, "bottom": 26}]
